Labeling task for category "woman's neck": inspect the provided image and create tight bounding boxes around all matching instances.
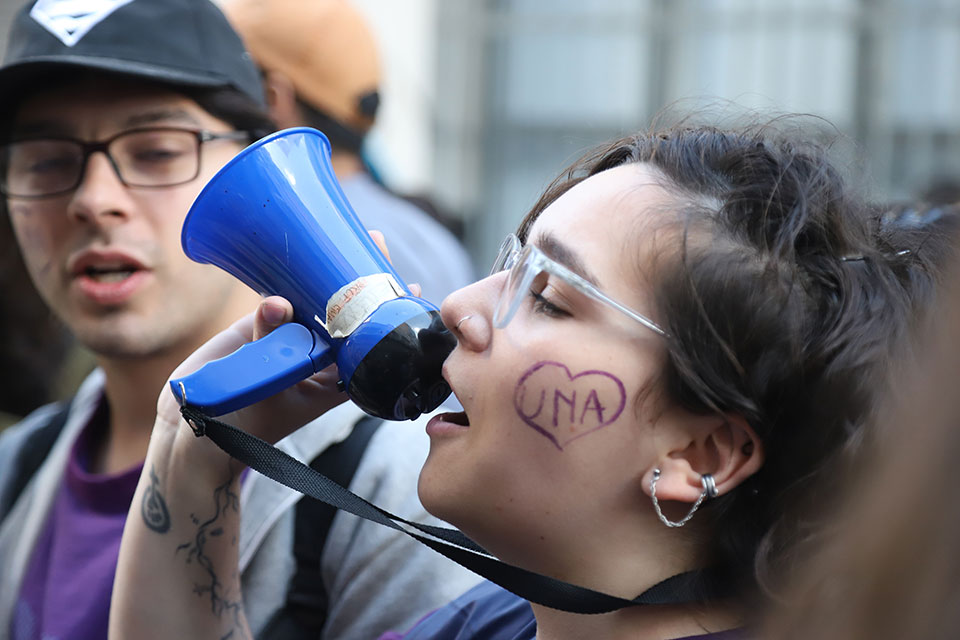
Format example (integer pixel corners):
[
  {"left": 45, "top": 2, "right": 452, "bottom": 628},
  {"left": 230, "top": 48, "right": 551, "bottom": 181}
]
[{"left": 505, "top": 512, "right": 738, "bottom": 640}]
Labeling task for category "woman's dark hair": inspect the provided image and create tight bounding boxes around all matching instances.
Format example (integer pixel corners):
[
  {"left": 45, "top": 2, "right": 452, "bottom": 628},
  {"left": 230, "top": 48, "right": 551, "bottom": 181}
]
[
  {"left": 517, "top": 121, "right": 950, "bottom": 605},
  {"left": 874, "top": 202, "right": 960, "bottom": 317},
  {"left": 762, "top": 245, "right": 960, "bottom": 640}
]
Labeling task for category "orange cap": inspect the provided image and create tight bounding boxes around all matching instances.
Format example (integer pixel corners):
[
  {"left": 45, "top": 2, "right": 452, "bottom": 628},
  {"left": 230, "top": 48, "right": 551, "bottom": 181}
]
[{"left": 223, "top": 0, "right": 380, "bottom": 132}]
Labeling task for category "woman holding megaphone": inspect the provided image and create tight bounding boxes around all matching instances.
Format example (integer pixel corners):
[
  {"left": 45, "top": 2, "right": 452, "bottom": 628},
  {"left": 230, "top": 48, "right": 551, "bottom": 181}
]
[{"left": 110, "top": 118, "right": 927, "bottom": 640}]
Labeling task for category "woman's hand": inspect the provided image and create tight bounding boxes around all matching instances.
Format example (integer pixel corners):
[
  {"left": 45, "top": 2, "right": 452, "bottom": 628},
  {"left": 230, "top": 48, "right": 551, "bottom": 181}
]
[
  {"left": 154, "top": 229, "right": 416, "bottom": 445},
  {"left": 155, "top": 295, "right": 347, "bottom": 445}
]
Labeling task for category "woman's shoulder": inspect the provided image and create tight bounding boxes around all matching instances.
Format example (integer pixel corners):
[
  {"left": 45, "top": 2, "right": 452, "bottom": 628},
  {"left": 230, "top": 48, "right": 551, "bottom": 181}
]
[{"left": 381, "top": 580, "right": 536, "bottom": 640}]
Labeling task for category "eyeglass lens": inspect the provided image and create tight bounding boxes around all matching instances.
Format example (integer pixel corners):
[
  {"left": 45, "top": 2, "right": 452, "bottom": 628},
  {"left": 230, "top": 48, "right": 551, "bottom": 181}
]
[
  {"left": 2, "top": 129, "right": 201, "bottom": 197},
  {"left": 493, "top": 240, "right": 538, "bottom": 328},
  {"left": 490, "top": 234, "right": 522, "bottom": 275}
]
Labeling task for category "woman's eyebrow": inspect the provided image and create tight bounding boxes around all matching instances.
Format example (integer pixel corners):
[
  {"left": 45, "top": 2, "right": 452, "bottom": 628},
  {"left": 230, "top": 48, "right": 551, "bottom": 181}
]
[{"left": 535, "top": 232, "right": 601, "bottom": 287}]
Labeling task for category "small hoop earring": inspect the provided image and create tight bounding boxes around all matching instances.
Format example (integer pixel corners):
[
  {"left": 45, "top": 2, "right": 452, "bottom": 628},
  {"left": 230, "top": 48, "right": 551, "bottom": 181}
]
[{"left": 650, "top": 469, "right": 717, "bottom": 528}]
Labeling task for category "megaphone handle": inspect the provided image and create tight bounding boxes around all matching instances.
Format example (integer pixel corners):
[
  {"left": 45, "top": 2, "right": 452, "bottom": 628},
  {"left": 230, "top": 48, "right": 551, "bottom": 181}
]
[{"left": 169, "top": 323, "right": 330, "bottom": 416}]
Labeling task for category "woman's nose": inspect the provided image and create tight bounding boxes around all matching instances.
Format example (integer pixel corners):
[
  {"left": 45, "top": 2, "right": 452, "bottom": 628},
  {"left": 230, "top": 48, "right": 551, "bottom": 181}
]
[{"left": 440, "top": 274, "right": 502, "bottom": 352}]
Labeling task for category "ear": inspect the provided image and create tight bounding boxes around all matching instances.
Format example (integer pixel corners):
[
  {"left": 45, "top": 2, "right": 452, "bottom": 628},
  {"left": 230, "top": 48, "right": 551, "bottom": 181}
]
[
  {"left": 642, "top": 414, "right": 764, "bottom": 504},
  {"left": 261, "top": 70, "right": 301, "bottom": 129}
]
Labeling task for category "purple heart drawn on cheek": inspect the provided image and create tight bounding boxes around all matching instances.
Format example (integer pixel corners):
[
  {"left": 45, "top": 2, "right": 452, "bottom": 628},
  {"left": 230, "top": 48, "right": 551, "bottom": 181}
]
[{"left": 513, "top": 361, "right": 626, "bottom": 451}]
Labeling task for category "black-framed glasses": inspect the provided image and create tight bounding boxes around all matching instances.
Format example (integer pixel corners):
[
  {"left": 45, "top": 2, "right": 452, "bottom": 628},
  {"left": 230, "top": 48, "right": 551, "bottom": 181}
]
[{"left": 0, "top": 127, "right": 250, "bottom": 199}]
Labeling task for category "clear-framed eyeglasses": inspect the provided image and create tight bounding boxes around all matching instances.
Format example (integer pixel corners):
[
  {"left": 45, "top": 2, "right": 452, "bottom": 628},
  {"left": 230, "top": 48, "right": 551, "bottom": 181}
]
[
  {"left": 0, "top": 127, "right": 251, "bottom": 199},
  {"left": 489, "top": 233, "right": 667, "bottom": 337}
]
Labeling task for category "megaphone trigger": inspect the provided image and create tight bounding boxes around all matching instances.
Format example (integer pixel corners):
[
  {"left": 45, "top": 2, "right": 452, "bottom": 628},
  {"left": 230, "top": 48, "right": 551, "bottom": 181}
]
[{"left": 171, "top": 323, "right": 331, "bottom": 416}]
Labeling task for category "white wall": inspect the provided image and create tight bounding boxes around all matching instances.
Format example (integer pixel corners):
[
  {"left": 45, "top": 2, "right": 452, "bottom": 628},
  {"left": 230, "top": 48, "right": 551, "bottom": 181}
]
[{"left": 351, "top": 0, "right": 438, "bottom": 196}]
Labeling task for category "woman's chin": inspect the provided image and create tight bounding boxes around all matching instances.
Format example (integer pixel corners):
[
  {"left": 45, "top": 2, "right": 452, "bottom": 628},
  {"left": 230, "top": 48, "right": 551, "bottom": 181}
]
[
  {"left": 417, "top": 466, "right": 485, "bottom": 538},
  {"left": 417, "top": 461, "right": 462, "bottom": 520}
]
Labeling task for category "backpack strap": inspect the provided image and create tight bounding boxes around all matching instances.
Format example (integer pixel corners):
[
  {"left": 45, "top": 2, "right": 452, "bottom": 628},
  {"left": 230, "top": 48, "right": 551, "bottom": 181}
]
[
  {"left": 0, "top": 399, "right": 73, "bottom": 523},
  {"left": 258, "top": 414, "right": 382, "bottom": 639}
]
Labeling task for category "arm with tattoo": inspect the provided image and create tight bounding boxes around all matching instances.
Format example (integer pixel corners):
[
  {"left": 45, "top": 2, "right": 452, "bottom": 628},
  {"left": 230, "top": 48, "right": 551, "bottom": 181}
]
[
  {"left": 110, "top": 422, "right": 252, "bottom": 640},
  {"left": 111, "top": 299, "right": 345, "bottom": 640}
]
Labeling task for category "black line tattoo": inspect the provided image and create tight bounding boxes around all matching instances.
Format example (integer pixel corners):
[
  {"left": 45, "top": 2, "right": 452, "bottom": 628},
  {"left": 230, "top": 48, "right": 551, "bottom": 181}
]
[
  {"left": 175, "top": 473, "right": 248, "bottom": 639},
  {"left": 141, "top": 466, "right": 171, "bottom": 533}
]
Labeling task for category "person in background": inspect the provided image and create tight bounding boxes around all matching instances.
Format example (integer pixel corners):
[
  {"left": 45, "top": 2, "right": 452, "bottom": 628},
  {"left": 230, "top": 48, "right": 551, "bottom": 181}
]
[
  {"left": 223, "top": 0, "right": 476, "bottom": 305},
  {"left": 762, "top": 207, "right": 960, "bottom": 640},
  {"left": 0, "top": 1, "right": 479, "bottom": 639},
  {"left": 111, "top": 119, "right": 930, "bottom": 639}
]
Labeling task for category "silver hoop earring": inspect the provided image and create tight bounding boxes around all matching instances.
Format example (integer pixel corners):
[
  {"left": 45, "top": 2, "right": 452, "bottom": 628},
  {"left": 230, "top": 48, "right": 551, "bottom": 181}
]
[{"left": 650, "top": 469, "right": 717, "bottom": 528}]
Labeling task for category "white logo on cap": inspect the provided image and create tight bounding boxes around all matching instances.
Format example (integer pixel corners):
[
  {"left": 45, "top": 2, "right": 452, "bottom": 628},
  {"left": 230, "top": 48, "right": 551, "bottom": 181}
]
[{"left": 30, "top": 0, "right": 136, "bottom": 47}]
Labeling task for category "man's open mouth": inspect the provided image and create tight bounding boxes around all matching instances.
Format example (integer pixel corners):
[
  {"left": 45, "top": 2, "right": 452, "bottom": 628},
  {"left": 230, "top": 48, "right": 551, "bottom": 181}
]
[{"left": 82, "top": 265, "right": 139, "bottom": 282}]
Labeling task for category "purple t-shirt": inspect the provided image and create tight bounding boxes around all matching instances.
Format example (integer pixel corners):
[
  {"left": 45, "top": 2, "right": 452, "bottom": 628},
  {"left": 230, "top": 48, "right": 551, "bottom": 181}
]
[{"left": 11, "top": 413, "right": 142, "bottom": 640}]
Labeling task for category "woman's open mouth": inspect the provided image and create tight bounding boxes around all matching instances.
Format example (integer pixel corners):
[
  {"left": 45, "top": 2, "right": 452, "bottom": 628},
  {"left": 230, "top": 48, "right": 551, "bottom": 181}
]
[
  {"left": 426, "top": 410, "right": 471, "bottom": 437},
  {"left": 445, "top": 411, "right": 470, "bottom": 427}
]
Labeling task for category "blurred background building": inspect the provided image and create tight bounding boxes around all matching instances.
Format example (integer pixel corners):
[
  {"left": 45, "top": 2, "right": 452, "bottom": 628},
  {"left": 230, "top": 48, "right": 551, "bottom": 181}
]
[
  {"left": 2, "top": 0, "right": 958, "bottom": 279},
  {"left": 353, "top": 0, "right": 960, "bottom": 271},
  {"left": 435, "top": 0, "right": 960, "bottom": 269}
]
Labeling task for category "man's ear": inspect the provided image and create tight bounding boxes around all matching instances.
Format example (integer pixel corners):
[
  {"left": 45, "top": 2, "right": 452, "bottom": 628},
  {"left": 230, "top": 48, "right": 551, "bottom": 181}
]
[
  {"left": 261, "top": 70, "right": 300, "bottom": 129},
  {"left": 642, "top": 414, "right": 764, "bottom": 504}
]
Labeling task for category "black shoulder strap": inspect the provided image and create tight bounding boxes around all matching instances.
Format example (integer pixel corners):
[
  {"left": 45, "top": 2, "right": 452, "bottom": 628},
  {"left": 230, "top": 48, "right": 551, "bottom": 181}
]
[
  {"left": 258, "top": 415, "right": 381, "bottom": 640},
  {"left": 185, "top": 405, "right": 724, "bottom": 616},
  {"left": 0, "top": 399, "right": 73, "bottom": 523}
]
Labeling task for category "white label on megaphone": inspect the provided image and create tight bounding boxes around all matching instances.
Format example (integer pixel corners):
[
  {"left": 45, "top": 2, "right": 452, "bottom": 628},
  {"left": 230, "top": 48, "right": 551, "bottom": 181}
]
[{"left": 323, "top": 273, "right": 405, "bottom": 339}]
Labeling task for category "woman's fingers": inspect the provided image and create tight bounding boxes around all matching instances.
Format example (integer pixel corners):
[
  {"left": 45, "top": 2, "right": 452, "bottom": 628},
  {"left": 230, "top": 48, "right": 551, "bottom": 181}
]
[
  {"left": 369, "top": 229, "right": 391, "bottom": 263},
  {"left": 254, "top": 296, "right": 295, "bottom": 341},
  {"left": 367, "top": 229, "right": 424, "bottom": 300}
]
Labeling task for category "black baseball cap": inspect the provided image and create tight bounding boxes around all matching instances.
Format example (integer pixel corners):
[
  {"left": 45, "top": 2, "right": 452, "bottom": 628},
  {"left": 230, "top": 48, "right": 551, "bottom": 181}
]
[{"left": 0, "top": 0, "right": 265, "bottom": 109}]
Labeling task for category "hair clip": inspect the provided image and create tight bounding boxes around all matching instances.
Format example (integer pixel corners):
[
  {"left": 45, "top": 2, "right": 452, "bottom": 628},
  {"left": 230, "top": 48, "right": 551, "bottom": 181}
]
[{"left": 841, "top": 249, "right": 911, "bottom": 263}]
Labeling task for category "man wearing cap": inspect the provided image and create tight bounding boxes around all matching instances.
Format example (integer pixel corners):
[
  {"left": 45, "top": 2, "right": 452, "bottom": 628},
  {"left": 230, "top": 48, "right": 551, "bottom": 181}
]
[
  {"left": 222, "top": 0, "right": 476, "bottom": 306},
  {"left": 0, "top": 1, "right": 479, "bottom": 639}
]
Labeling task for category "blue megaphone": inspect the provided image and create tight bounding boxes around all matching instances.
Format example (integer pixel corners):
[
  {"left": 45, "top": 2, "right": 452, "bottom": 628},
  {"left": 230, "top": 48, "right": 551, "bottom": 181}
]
[{"left": 169, "top": 128, "right": 455, "bottom": 421}]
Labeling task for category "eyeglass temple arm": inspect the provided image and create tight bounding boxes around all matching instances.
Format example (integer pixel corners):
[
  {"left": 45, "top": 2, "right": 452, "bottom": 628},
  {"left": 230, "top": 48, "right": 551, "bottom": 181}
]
[{"left": 554, "top": 263, "right": 668, "bottom": 337}]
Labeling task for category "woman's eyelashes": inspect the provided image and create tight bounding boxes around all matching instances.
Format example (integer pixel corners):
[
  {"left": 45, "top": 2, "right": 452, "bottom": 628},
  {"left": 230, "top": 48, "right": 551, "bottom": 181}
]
[
  {"left": 528, "top": 280, "right": 572, "bottom": 319},
  {"left": 530, "top": 290, "right": 568, "bottom": 317}
]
